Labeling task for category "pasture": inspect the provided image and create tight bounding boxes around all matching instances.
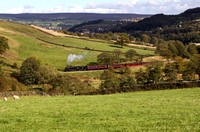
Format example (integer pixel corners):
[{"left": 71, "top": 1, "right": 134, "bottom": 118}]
[
  {"left": 0, "top": 88, "right": 199, "bottom": 131},
  {"left": 0, "top": 20, "right": 155, "bottom": 69},
  {"left": 40, "top": 37, "right": 155, "bottom": 56}
]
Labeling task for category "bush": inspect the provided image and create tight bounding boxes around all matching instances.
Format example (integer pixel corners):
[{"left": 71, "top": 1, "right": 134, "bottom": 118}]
[
  {"left": 42, "top": 84, "right": 53, "bottom": 93},
  {"left": 49, "top": 74, "right": 95, "bottom": 95},
  {"left": 0, "top": 76, "right": 10, "bottom": 92},
  {"left": 12, "top": 62, "right": 18, "bottom": 69},
  {"left": 11, "top": 81, "right": 27, "bottom": 91},
  {"left": 19, "top": 57, "right": 41, "bottom": 85},
  {"left": 125, "top": 49, "right": 137, "bottom": 61},
  {"left": 36, "top": 65, "right": 57, "bottom": 84}
]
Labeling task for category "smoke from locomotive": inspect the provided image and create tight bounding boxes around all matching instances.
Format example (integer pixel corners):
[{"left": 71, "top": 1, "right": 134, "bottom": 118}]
[
  {"left": 67, "top": 52, "right": 89, "bottom": 64},
  {"left": 67, "top": 54, "right": 84, "bottom": 64}
]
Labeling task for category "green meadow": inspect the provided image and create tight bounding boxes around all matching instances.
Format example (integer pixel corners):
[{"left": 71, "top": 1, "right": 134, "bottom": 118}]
[
  {"left": 41, "top": 37, "right": 155, "bottom": 56},
  {"left": 0, "top": 88, "right": 199, "bottom": 131},
  {"left": 0, "top": 20, "right": 155, "bottom": 69}
]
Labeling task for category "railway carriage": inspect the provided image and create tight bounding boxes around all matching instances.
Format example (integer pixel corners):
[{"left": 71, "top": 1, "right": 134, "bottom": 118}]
[{"left": 64, "top": 62, "right": 150, "bottom": 72}]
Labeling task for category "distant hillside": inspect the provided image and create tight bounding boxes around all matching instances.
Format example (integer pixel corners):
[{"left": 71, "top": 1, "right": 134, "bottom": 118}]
[
  {"left": 0, "top": 13, "right": 151, "bottom": 21},
  {"left": 118, "top": 7, "right": 200, "bottom": 32},
  {"left": 68, "top": 19, "right": 132, "bottom": 33},
  {"left": 0, "top": 13, "right": 151, "bottom": 30},
  {"left": 68, "top": 7, "right": 200, "bottom": 33}
]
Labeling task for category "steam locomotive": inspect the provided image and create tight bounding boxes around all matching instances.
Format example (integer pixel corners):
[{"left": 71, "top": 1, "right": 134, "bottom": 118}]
[{"left": 64, "top": 62, "right": 149, "bottom": 72}]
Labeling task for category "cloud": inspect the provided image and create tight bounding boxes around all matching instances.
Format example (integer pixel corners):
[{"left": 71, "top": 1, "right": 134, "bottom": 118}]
[
  {"left": 75, "top": 0, "right": 200, "bottom": 14},
  {"left": 4, "top": 7, "right": 25, "bottom": 14},
  {"left": 1, "top": 0, "right": 199, "bottom": 14},
  {"left": 3, "top": 5, "right": 34, "bottom": 14},
  {"left": 24, "top": 5, "right": 34, "bottom": 9},
  {"left": 3, "top": 6, "right": 67, "bottom": 14}
]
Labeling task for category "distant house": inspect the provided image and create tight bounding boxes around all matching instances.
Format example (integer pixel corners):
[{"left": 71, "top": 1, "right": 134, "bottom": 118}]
[{"left": 82, "top": 29, "right": 90, "bottom": 34}]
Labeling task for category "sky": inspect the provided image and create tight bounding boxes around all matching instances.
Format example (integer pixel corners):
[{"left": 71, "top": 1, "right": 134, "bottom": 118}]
[{"left": 0, "top": 0, "right": 199, "bottom": 14}]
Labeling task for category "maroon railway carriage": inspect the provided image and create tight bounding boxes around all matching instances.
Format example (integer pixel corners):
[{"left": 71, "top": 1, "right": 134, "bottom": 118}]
[
  {"left": 126, "top": 62, "right": 149, "bottom": 67},
  {"left": 87, "top": 65, "right": 108, "bottom": 70},
  {"left": 65, "top": 62, "right": 150, "bottom": 72},
  {"left": 109, "top": 64, "right": 126, "bottom": 68}
]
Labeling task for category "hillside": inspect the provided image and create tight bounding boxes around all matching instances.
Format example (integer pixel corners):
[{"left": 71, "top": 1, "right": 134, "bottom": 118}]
[
  {"left": 118, "top": 7, "right": 200, "bottom": 32},
  {"left": 68, "top": 7, "right": 200, "bottom": 33},
  {"left": 0, "top": 20, "right": 155, "bottom": 70},
  {"left": 68, "top": 19, "right": 132, "bottom": 33},
  {"left": 0, "top": 13, "right": 151, "bottom": 30},
  {"left": 0, "top": 13, "right": 151, "bottom": 21}
]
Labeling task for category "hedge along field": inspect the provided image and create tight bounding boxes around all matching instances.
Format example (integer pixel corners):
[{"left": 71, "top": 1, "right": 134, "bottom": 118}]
[
  {"left": 0, "top": 88, "right": 199, "bottom": 131},
  {"left": 40, "top": 36, "right": 155, "bottom": 56}
]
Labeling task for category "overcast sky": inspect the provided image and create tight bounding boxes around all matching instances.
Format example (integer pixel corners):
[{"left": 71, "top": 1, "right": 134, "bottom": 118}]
[{"left": 0, "top": 0, "right": 199, "bottom": 14}]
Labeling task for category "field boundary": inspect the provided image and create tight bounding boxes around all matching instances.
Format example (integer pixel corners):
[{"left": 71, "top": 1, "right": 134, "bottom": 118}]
[
  {"left": 79, "top": 81, "right": 200, "bottom": 95},
  {"left": 36, "top": 38, "right": 149, "bottom": 57}
]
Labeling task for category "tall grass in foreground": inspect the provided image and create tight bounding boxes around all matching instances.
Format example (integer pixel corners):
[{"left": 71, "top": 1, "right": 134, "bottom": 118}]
[{"left": 0, "top": 88, "right": 200, "bottom": 131}]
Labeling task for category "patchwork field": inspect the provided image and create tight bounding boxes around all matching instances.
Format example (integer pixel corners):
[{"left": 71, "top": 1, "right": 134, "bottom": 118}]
[
  {"left": 0, "top": 88, "right": 199, "bottom": 131},
  {"left": 0, "top": 20, "right": 155, "bottom": 70}
]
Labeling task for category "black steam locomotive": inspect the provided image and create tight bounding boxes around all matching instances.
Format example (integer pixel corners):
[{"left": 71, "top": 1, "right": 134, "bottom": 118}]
[{"left": 64, "top": 62, "right": 149, "bottom": 72}]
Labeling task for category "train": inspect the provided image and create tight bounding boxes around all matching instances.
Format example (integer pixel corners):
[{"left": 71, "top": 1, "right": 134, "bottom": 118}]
[{"left": 64, "top": 62, "right": 150, "bottom": 72}]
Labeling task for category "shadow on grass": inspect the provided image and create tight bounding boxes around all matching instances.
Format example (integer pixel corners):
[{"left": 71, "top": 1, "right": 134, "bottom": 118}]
[{"left": 109, "top": 45, "right": 123, "bottom": 48}]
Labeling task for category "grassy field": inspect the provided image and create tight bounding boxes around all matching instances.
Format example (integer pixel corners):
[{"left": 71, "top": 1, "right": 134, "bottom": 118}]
[
  {"left": 11, "top": 36, "right": 99, "bottom": 69},
  {"left": 0, "top": 88, "right": 199, "bottom": 131},
  {"left": 0, "top": 20, "right": 155, "bottom": 69},
  {"left": 41, "top": 37, "right": 155, "bottom": 56}
]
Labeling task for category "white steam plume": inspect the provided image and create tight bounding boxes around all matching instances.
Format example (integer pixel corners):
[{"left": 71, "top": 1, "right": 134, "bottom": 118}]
[{"left": 67, "top": 52, "right": 88, "bottom": 64}]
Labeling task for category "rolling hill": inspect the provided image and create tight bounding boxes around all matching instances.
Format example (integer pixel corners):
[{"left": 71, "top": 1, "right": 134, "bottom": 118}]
[
  {"left": 0, "top": 13, "right": 151, "bottom": 21},
  {"left": 0, "top": 20, "right": 155, "bottom": 70},
  {"left": 0, "top": 13, "right": 152, "bottom": 30},
  {"left": 118, "top": 7, "right": 200, "bottom": 32},
  {"left": 68, "top": 7, "right": 200, "bottom": 34}
]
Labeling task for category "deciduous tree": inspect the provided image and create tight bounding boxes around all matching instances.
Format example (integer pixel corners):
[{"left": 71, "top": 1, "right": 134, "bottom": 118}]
[
  {"left": 141, "top": 34, "right": 150, "bottom": 43},
  {"left": 20, "top": 57, "right": 41, "bottom": 85},
  {"left": 147, "top": 62, "right": 163, "bottom": 84},
  {"left": 125, "top": 49, "right": 137, "bottom": 61},
  {"left": 163, "top": 63, "right": 178, "bottom": 82},
  {"left": 135, "top": 68, "right": 148, "bottom": 84},
  {"left": 116, "top": 36, "right": 129, "bottom": 47},
  {"left": 100, "top": 68, "right": 120, "bottom": 90}
]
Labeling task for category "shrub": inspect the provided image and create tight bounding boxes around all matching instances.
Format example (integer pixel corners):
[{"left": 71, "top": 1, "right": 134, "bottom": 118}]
[
  {"left": 36, "top": 65, "right": 57, "bottom": 84},
  {"left": 19, "top": 57, "right": 41, "bottom": 85},
  {"left": 125, "top": 49, "right": 137, "bottom": 61},
  {"left": 11, "top": 81, "right": 27, "bottom": 91},
  {"left": 12, "top": 62, "right": 18, "bottom": 69},
  {"left": 49, "top": 74, "right": 95, "bottom": 95},
  {"left": 0, "top": 76, "right": 9, "bottom": 92},
  {"left": 42, "top": 84, "right": 53, "bottom": 93}
]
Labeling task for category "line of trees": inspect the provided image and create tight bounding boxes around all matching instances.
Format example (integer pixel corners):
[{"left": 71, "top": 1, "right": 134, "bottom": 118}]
[
  {"left": 156, "top": 40, "right": 199, "bottom": 59},
  {"left": 11, "top": 57, "right": 95, "bottom": 95},
  {"left": 97, "top": 49, "right": 137, "bottom": 65},
  {"left": 99, "top": 56, "right": 200, "bottom": 91}
]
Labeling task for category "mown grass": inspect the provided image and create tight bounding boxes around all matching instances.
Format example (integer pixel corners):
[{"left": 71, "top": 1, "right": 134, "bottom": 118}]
[{"left": 0, "top": 88, "right": 199, "bottom": 131}]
